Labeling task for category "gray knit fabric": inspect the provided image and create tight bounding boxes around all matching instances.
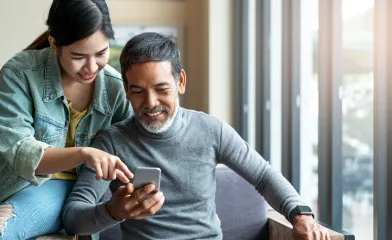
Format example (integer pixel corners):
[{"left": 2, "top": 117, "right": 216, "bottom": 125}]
[{"left": 63, "top": 107, "right": 306, "bottom": 240}]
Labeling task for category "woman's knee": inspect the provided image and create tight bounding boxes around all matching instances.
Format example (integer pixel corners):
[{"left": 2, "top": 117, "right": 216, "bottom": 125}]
[{"left": 0, "top": 203, "right": 16, "bottom": 238}]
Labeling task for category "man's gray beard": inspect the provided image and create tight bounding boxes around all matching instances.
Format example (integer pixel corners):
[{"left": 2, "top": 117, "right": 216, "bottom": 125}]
[{"left": 138, "top": 97, "right": 180, "bottom": 134}]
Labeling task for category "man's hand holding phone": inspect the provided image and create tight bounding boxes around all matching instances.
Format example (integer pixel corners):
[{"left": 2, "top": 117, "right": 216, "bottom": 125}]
[
  {"left": 106, "top": 182, "right": 164, "bottom": 221},
  {"left": 106, "top": 167, "right": 165, "bottom": 221}
]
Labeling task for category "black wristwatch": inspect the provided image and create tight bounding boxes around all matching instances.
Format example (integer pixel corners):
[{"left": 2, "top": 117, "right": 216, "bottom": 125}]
[{"left": 289, "top": 205, "right": 314, "bottom": 224}]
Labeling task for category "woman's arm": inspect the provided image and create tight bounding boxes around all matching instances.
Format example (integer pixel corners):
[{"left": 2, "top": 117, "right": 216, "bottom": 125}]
[
  {"left": 0, "top": 66, "right": 132, "bottom": 185},
  {"left": 36, "top": 147, "right": 84, "bottom": 175},
  {"left": 0, "top": 67, "right": 48, "bottom": 185},
  {"left": 36, "top": 147, "right": 133, "bottom": 183}
]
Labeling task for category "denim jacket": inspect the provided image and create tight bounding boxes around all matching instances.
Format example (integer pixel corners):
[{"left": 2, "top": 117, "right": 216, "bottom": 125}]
[{"left": 0, "top": 48, "right": 132, "bottom": 202}]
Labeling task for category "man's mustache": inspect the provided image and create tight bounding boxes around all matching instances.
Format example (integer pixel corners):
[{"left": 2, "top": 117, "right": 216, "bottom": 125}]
[{"left": 140, "top": 105, "right": 170, "bottom": 115}]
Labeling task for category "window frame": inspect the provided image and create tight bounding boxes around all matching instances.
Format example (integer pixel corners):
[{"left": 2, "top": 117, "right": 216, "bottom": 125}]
[
  {"left": 255, "top": 0, "right": 271, "bottom": 161},
  {"left": 374, "top": 1, "right": 392, "bottom": 239},
  {"left": 317, "top": 0, "right": 343, "bottom": 229},
  {"left": 234, "top": 0, "right": 250, "bottom": 141},
  {"left": 281, "top": 0, "right": 301, "bottom": 192}
]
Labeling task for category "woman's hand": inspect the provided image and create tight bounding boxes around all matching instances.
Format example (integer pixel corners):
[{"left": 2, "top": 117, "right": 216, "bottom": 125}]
[
  {"left": 80, "top": 147, "right": 133, "bottom": 183},
  {"left": 106, "top": 183, "right": 165, "bottom": 220}
]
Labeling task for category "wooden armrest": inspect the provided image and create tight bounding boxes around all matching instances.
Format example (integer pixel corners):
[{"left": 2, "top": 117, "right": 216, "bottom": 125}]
[{"left": 268, "top": 209, "right": 353, "bottom": 240}]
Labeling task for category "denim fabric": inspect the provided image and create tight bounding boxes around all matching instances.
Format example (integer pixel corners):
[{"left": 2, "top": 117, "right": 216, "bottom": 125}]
[
  {"left": 0, "top": 47, "right": 132, "bottom": 202},
  {"left": 0, "top": 180, "right": 74, "bottom": 240}
]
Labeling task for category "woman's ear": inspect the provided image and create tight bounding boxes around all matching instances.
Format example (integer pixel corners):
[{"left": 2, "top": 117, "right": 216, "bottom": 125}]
[{"left": 48, "top": 36, "right": 58, "bottom": 55}]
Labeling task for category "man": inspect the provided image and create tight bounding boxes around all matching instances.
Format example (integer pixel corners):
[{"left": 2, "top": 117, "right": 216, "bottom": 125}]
[{"left": 63, "top": 32, "right": 330, "bottom": 240}]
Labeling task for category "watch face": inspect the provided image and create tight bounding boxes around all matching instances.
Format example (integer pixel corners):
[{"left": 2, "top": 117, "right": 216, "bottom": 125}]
[{"left": 298, "top": 206, "right": 312, "bottom": 213}]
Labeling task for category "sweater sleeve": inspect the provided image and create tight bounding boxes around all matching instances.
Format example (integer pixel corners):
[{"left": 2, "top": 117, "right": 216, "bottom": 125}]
[
  {"left": 63, "top": 132, "right": 122, "bottom": 235},
  {"left": 217, "top": 121, "right": 306, "bottom": 223}
]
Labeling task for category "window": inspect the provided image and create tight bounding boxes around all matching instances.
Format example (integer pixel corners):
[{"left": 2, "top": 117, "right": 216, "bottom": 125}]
[
  {"left": 250, "top": 0, "right": 379, "bottom": 237},
  {"left": 269, "top": 0, "right": 282, "bottom": 171},
  {"left": 341, "top": 0, "right": 374, "bottom": 239}
]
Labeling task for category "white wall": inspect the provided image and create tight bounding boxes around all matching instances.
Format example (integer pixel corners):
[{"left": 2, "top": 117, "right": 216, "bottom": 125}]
[
  {"left": 107, "top": 0, "right": 186, "bottom": 25},
  {"left": 208, "top": 0, "right": 234, "bottom": 125},
  {"left": 0, "top": 0, "right": 52, "bottom": 66}
]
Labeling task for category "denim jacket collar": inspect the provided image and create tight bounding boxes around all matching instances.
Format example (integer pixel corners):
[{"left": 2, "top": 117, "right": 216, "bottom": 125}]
[
  {"left": 43, "top": 49, "right": 112, "bottom": 116},
  {"left": 43, "top": 49, "right": 63, "bottom": 102}
]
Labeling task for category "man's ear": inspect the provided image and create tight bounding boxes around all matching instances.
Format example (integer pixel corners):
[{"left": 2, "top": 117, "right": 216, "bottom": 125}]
[
  {"left": 48, "top": 36, "right": 59, "bottom": 55},
  {"left": 177, "top": 69, "right": 186, "bottom": 94}
]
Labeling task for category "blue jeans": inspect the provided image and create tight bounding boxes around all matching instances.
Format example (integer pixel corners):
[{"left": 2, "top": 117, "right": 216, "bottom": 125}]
[{"left": 0, "top": 180, "right": 74, "bottom": 240}]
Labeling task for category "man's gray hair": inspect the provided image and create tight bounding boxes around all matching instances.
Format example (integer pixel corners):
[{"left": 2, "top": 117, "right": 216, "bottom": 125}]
[{"left": 120, "top": 32, "right": 182, "bottom": 86}]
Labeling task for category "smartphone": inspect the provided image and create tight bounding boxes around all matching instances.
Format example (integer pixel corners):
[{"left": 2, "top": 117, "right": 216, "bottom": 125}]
[{"left": 133, "top": 167, "right": 161, "bottom": 194}]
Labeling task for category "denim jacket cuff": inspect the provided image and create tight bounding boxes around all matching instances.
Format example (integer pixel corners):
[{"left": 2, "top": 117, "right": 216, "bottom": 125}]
[{"left": 15, "top": 138, "right": 52, "bottom": 185}]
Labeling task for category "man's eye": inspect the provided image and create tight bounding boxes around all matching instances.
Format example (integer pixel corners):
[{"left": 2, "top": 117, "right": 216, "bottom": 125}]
[
  {"left": 158, "top": 88, "right": 170, "bottom": 92},
  {"left": 131, "top": 91, "right": 142, "bottom": 94},
  {"left": 73, "top": 57, "right": 84, "bottom": 60}
]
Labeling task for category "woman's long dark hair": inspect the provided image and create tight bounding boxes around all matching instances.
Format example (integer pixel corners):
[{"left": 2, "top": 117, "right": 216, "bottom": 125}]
[{"left": 25, "top": 0, "right": 114, "bottom": 51}]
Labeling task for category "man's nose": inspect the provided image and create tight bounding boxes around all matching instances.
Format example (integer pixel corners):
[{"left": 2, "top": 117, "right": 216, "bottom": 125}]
[{"left": 144, "top": 92, "right": 159, "bottom": 109}]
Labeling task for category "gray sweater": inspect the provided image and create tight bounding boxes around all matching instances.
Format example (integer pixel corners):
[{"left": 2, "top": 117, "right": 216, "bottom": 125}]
[{"left": 63, "top": 108, "right": 305, "bottom": 239}]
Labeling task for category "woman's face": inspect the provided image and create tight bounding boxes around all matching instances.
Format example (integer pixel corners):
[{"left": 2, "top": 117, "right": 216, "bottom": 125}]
[{"left": 53, "top": 30, "right": 110, "bottom": 84}]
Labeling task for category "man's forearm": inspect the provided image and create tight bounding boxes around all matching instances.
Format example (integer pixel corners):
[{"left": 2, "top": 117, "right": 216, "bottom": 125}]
[
  {"left": 255, "top": 166, "right": 305, "bottom": 222},
  {"left": 63, "top": 201, "right": 120, "bottom": 235},
  {"left": 219, "top": 122, "right": 306, "bottom": 222},
  {"left": 62, "top": 164, "right": 118, "bottom": 235}
]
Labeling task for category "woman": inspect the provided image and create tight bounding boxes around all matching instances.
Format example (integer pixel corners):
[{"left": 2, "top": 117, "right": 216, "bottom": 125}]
[{"left": 0, "top": 0, "right": 133, "bottom": 239}]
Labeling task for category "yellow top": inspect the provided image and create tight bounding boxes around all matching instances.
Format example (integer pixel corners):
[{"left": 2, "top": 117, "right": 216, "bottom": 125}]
[{"left": 51, "top": 100, "right": 88, "bottom": 180}]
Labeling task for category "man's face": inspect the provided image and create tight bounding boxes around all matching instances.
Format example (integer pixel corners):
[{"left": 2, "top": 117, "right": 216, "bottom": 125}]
[{"left": 124, "top": 61, "right": 186, "bottom": 133}]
